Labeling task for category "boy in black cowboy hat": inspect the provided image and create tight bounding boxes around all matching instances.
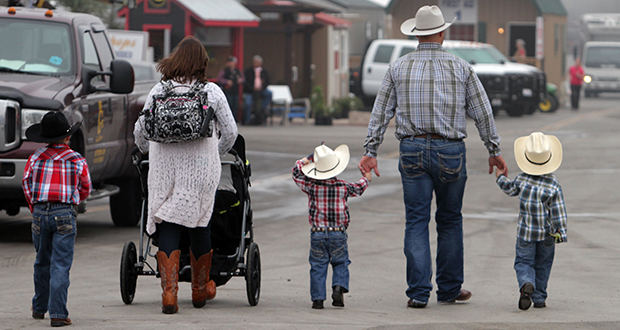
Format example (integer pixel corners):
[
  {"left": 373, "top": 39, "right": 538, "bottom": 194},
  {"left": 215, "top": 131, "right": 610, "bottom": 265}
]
[{"left": 22, "top": 111, "right": 91, "bottom": 327}]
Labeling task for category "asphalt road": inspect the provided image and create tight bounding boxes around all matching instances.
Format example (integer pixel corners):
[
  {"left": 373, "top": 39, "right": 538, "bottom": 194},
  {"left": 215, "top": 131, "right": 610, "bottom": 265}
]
[{"left": 1, "top": 94, "right": 620, "bottom": 329}]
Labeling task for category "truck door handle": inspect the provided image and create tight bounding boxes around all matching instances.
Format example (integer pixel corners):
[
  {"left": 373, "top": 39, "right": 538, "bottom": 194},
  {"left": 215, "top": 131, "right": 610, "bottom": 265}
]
[{"left": 367, "top": 67, "right": 372, "bottom": 74}]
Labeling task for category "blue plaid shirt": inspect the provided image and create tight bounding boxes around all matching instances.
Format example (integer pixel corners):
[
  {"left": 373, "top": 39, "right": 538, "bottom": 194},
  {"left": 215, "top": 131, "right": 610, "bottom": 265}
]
[
  {"left": 497, "top": 173, "right": 568, "bottom": 242},
  {"left": 364, "top": 42, "right": 501, "bottom": 157}
]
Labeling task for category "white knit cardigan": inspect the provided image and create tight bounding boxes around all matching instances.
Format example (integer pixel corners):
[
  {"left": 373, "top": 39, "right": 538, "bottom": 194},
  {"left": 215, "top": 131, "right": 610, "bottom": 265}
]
[{"left": 133, "top": 80, "right": 238, "bottom": 235}]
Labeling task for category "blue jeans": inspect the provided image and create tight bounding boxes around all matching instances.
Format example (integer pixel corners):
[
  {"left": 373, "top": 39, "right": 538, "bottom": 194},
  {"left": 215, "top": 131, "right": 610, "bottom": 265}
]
[
  {"left": 399, "top": 136, "right": 467, "bottom": 303},
  {"left": 308, "top": 230, "right": 350, "bottom": 301},
  {"left": 31, "top": 203, "right": 77, "bottom": 319},
  {"left": 243, "top": 89, "right": 272, "bottom": 124},
  {"left": 514, "top": 236, "right": 555, "bottom": 304},
  {"left": 225, "top": 91, "right": 240, "bottom": 122}
]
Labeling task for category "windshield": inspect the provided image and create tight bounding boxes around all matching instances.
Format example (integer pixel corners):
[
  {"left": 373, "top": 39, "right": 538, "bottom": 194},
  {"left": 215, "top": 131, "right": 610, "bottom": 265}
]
[
  {"left": 0, "top": 18, "right": 74, "bottom": 75},
  {"left": 584, "top": 46, "right": 620, "bottom": 68},
  {"left": 445, "top": 46, "right": 509, "bottom": 64}
]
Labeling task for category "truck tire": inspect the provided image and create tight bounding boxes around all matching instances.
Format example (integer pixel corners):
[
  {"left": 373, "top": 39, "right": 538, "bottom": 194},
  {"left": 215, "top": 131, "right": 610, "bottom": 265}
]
[
  {"left": 109, "top": 177, "right": 142, "bottom": 227},
  {"left": 505, "top": 106, "right": 523, "bottom": 117}
]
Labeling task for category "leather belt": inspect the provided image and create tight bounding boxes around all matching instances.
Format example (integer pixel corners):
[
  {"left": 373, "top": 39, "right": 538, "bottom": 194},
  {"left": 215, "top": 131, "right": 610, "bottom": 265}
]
[
  {"left": 401, "top": 134, "right": 462, "bottom": 142},
  {"left": 311, "top": 226, "right": 345, "bottom": 232}
]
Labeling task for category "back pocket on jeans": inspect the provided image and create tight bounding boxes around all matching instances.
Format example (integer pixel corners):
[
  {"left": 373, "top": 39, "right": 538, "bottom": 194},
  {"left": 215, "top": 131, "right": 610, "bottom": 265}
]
[
  {"left": 399, "top": 152, "right": 424, "bottom": 178},
  {"left": 438, "top": 153, "right": 463, "bottom": 183},
  {"left": 32, "top": 216, "right": 41, "bottom": 235},
  {"left": 55, "top": 215, "right": 75, "bottom": 235}
]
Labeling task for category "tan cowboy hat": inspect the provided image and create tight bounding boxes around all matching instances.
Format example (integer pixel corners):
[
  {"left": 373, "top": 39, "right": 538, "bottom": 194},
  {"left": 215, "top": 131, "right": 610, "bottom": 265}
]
[
  {"left": 400, "top": 5, "right": 456, "bottom": 37},
  {"left": 302, "top": 144, "right": 350, "bottom": 180},
  {"left": 514, "top": 132, "right": 562, "bottom": 175}
]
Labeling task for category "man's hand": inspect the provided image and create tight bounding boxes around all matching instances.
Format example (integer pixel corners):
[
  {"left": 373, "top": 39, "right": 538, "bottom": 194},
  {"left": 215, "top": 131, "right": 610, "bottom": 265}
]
[
  {"left": 359, "top": 155, "right": 380, "bottom": 177},
  {"left": 489, "top": 155, "right": 508, "bottom": 176}
]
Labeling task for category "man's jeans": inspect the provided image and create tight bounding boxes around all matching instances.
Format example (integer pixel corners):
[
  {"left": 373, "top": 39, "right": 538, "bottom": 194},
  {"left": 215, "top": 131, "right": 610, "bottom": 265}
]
[
  {"left": 399, "top": 136, "right": 467, "bottom": 303},
  {"left": 309, "top": 230, "right": 350, "bottom": 301},
  {"left": 243, "top": 89, "right": 273, "bottom": 124},
  {"left": 31, "top": 203, "right": 77, "bottom": 319},
  {"left": 514, "top": 236, "right": 555, "bottom": 304}
]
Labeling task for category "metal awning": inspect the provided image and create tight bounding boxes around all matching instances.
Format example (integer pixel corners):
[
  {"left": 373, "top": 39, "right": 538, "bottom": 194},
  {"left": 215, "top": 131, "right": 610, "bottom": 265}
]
[{"left": 176, "top": 0, "right": 260, "bottom": 25}]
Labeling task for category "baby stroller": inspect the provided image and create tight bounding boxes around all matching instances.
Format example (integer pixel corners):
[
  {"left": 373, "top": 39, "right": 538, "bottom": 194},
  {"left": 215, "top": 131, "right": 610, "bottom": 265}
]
[{"left": 119, "top": 135, "right": 261, "bottom": 306}]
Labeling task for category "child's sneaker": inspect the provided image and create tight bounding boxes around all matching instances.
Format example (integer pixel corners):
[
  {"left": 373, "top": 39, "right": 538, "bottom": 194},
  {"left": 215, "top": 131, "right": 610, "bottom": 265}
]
[
  {"left": 312, "top": 300, "right": 324, "bottom": 309},
  {"left": 519, "top": 282, "right": 534, "bottom": 310}
]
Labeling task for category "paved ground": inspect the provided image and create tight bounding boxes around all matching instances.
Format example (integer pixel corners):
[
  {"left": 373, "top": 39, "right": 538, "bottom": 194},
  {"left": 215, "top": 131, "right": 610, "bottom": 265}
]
[{"left": 1, "top": 95, "right": 620, "bottom": 329}]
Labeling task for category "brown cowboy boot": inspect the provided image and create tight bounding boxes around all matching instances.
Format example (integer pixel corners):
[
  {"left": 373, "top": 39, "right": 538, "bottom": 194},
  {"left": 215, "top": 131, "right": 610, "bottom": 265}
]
[
  {"left": 156, "top": 250, "right": 180, "bottom": 314},
  {"left": 190, "top": 249, "right": 216, "bottom": 308}
]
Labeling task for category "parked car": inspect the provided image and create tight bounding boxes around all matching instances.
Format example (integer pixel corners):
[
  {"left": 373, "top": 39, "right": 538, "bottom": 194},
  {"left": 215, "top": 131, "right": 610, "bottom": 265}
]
[
  {"left": 581, "top": 41, "right": 620, "bottom": 98},
  {"left": 0, "top": 6, "right": 153, "bottom": 226},
  {"left": 356, "top": 39, "right": 546, "bottom": 117}
]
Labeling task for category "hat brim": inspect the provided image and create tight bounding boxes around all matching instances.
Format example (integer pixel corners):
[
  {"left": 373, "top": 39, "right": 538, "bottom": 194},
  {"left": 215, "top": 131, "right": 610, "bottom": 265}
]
[
  {"left": 26, "top": 121, "right": 81, "bottom": 143},
  {"left": 401, "top": 16, "right": 456, "bottom": 36},
  {"left": 301, "top": 144, "right": 350, "bottom": 180},
  {"left": 514, "top": 135, "right": 562, "bottom": 175}
]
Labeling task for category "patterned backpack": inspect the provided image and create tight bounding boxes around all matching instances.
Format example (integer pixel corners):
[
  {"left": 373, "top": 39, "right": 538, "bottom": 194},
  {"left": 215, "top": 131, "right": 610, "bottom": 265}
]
[{"left": 140, "top": 80, "right": 214, "bottom": 143}]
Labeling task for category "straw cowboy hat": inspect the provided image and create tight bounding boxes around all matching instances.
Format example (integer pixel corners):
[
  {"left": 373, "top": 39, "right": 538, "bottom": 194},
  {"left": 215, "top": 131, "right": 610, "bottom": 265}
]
[
  {"left": 302, "top": 144, "right": 350, "bottom": 180},
  {"left": 514, "top": 132, "right": 562, "bottom": 175},
  {"left": 400, "top": 5, "right": 456, "bottom": 36},
  {"left": 25, "top": 111, "right": 81, "bottom": 143}
]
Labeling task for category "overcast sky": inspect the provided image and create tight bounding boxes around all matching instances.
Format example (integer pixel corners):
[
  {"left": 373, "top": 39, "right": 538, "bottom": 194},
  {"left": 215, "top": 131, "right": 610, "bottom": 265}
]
[{"left": 367, "top": 0, "right": 389, "bottom": 7}]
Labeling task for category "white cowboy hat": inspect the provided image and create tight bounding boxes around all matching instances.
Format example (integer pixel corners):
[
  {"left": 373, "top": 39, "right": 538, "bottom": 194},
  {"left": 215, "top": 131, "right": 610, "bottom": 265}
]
[
  {"left": 302, "top": 144, "right": 350, "bottom": 180},
  {"left": 400, "top": 5, "right": 456, "bottom": 37},
  {"left": 514, "top": 132, "right": 562, "bottom": 175}
]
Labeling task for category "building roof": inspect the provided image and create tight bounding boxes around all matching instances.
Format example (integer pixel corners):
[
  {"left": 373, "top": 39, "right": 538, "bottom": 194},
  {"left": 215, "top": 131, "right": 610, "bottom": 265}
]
[
  {"left": 386, "top": 0, "right": 567, "bottom": 16},
  {"left": 177, "top": 0, "right": 260, "bottom": 22},
  {"left": 315, "top": 12, "right": 352, "bottom": 28},
  {"left": 327, "top": 0, "right": 383, "bottom": 9},
  {"left": 531, "top": 0, "right": 567, "bottom": 16}
]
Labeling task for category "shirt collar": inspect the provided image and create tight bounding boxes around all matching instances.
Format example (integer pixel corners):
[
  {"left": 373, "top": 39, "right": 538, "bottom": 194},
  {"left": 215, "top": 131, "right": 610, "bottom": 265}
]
[
  {"left": 417, "top": 42, "right": 443, "bottom": 50},
  {"left": 47, "top": 143, "right": 69, "bottom": 149}
]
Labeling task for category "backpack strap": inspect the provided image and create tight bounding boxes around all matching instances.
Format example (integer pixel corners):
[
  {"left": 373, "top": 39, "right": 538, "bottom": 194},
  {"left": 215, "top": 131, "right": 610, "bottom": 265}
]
[{"left": 160, "top": 80, "right": 175, "bottom": 94}]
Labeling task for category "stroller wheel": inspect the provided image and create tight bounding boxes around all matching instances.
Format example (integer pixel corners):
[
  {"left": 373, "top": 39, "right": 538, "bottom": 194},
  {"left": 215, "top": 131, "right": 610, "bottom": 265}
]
[
  {"left": 245, "top": 242, "right": 261, "bottom": 306},
  {"left": 120, "top": 241, "right": 138, "bottom": 304}
]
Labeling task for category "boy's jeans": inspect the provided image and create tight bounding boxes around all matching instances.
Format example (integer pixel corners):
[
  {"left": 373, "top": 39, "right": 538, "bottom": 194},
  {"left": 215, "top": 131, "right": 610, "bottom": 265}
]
[
  {"left": 309, "top": 230, "right": 350, "bottom": 301},
  {"left": 514, "top": 236, "right": 555, "bottom": 304},
  {"left": 31, "top": 203, "right": 77, "bottom": 319},
  {"left": 399, "top": 137, "right": 467, "bottom": 303}
]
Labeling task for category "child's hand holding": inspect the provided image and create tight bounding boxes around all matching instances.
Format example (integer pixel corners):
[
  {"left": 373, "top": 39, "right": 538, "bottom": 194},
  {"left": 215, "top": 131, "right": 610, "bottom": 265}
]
[
  {"left": 495, "top": 167, "right": 505, "bottom": 178},
  {"left": 365, "top": 172, "right": 372, "bottom": 182},
  {"left": 300, "top": 157, "right": 310, "bottom": 165}
]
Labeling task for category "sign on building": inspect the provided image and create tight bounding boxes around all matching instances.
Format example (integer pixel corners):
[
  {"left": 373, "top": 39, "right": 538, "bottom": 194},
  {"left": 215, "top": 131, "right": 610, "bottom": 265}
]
[
  {"left": 108, "top": 30, "right": 151, "bottom": 62},
  {"left": 439, "top": 0, "right": 478, "bottom": 25}
]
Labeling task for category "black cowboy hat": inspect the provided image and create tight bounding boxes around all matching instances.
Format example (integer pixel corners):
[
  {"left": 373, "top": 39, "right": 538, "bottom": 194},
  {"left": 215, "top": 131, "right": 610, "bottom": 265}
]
[{"left": 25, "top": 112, "right": 81, "bottom": 143}]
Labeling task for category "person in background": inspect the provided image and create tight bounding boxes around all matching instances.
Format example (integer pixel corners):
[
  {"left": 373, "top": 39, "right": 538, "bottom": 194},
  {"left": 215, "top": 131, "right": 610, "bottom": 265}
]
[
  {"left": 133, "top": 35, "right": 238, "bottom": 314},
  {"left": 243, "top": 55, "right": 272, "bottom": 125},
  {"left": 217, "top": 56, "right": 245, "bottom": 122},
  {"left": 569, "top": 58, "right": 585, "bottom": 110},
  {"left": 513, "top": 39, "right": 527, "bottom": 63},
  {"left": 23, "top": 112, "right": 92, "bottom": 327},
  {"left": 358, "top": 5, "right": 507, "bottom": 309}
]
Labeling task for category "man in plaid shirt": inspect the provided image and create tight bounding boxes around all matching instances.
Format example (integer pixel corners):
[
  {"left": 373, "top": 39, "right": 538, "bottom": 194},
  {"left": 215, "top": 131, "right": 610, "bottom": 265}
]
[
  {"left": 496, "top": 132, "right": 567, "bottom": 310},
  {"left": 22, "top": 112, "right": 91, "bottom": 327},
  {"left": 358, "top": 5, "right": 508, "bottom": 309},
  {"left": 292, "top": 143, "right": 370, "bottom": 309}
]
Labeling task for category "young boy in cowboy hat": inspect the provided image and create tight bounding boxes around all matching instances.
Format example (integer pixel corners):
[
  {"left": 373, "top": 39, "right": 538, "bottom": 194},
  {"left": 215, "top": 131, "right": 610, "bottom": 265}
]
[
  {"left": 292, "top": 143, "right": 371, "bottom": 309},
  {"left": 495, "top": 132, "right": 567, "bottom": 311},
  {"left": 22, "top": 111, "right": 91, "bottom": 327}
]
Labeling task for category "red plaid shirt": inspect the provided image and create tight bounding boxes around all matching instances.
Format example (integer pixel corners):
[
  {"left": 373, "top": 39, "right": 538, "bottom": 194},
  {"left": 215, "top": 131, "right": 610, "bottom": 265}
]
[
  {"left": 22, "top": 143, "right": 92, "bottom": 212},
  {"left": 292, "top": 160, "right": 368, "bottom": 228}
]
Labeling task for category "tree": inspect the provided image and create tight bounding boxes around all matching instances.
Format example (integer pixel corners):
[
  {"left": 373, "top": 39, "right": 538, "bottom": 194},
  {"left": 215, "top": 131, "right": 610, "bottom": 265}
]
[{"left": 56, "top": 0, "right": 123, "bottom": 29}]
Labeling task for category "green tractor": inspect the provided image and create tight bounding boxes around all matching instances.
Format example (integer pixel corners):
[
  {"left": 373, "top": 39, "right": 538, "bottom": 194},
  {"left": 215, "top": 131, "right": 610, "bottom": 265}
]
[{"left": 539, "top": 83, "right": 560, "bottom": 113}]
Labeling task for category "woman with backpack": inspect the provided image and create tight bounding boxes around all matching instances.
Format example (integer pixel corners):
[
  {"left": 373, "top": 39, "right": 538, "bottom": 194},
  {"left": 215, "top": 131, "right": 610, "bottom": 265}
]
[{"left": 133, "top": 35, "right": 238, "bottom": 314}]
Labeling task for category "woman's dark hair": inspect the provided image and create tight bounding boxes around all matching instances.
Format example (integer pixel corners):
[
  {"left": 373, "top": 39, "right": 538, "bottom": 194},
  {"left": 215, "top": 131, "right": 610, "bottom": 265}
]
[{"left": 156, "top": 35, "right": 209, "bottom": 84}]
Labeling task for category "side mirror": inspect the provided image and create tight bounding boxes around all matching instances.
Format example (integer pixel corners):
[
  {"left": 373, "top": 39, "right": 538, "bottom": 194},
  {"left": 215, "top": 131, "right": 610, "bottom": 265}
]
[
  {"left": 109, "top": 59, "right": 134, "bottom": 94},
  {"left": 81, "top": 59, "right": 134, "bottom": 95}
]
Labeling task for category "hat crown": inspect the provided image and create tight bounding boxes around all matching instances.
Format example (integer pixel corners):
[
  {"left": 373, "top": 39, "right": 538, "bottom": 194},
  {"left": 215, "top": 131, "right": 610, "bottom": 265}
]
[
  {"left": 524, "top": 132, "right": 551, "bottom": 164},
  {"left": 314, "top": 145, "right": 340, "bottom": 172},
  {"left": 40, "top": 112, "right": 71, "bottom": 138},
  {"left": 415, "top": 5, "right": 446, "bottom": 31}
]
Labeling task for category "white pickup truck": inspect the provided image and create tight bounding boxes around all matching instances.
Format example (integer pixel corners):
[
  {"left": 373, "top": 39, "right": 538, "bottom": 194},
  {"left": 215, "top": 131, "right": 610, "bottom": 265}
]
[{"left": 355, "top": 39, "right": 546, "bottom": 117}]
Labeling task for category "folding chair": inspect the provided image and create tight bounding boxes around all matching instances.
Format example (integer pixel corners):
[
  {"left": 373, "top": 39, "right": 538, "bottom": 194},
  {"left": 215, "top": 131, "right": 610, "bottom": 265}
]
[{"left": 267, "top": 85, "right": 311, "bottom": 126}]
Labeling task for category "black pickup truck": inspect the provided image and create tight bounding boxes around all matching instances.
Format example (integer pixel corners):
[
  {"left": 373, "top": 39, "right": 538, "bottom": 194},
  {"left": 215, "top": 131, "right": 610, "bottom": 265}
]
[{"left": 0, "top": 6, "right": 153, "bottom": 226}]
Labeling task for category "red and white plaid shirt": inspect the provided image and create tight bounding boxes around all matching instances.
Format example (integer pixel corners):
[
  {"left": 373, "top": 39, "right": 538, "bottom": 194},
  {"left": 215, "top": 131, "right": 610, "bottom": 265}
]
[
  {"left": 292, "top": 160, "right": 368, "bottom": 228},
  {"left": 22, "top": 143, "right": 92, "bottom": 212}
]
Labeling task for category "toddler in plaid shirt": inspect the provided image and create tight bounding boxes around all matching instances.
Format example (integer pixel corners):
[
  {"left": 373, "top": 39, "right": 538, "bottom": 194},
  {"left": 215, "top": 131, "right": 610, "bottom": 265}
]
[
  {"left": 292, "top": 143, "right": 371, "bottom": 309},
  {"left": 495, "top": 132, "right": 567, "bottom": 311}
]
